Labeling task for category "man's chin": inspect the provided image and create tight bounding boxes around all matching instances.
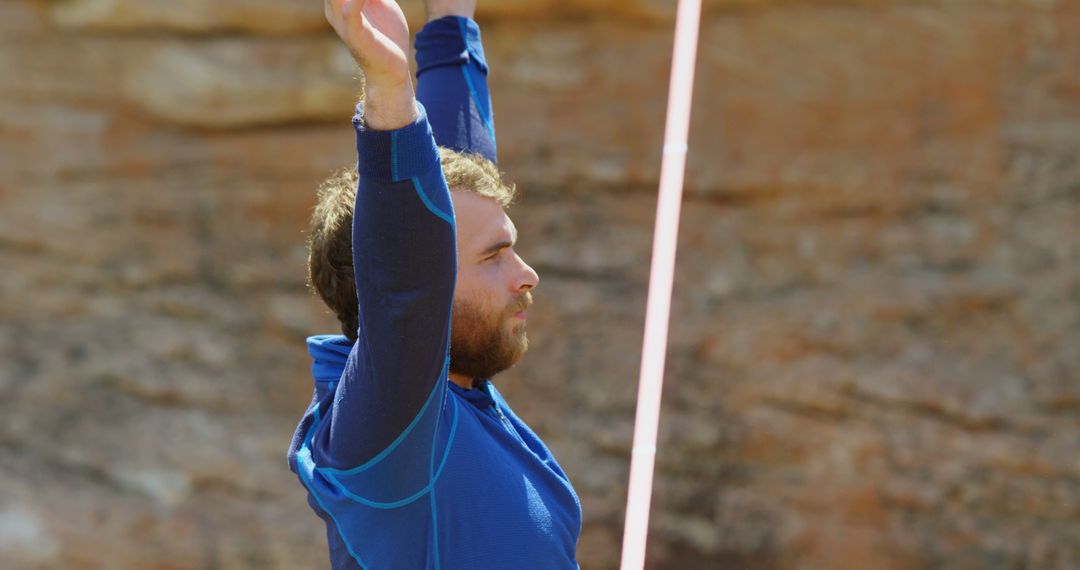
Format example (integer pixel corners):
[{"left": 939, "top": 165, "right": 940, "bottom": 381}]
[{"left": 448, "top": 336, "right": 528, "bottom": 381}]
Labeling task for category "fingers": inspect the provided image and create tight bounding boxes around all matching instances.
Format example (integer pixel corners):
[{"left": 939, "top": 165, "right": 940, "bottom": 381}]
[
  {"left": 324, "top": 0, "right": 345, "bottom": 39},
  {"left": 325, "top": 0, "right": 412, "bottom": 83},
  {"left": 341, "top": 0, "right": 359, "bottom": 23},
  {"left": 325, "top": 0, "right": 365, "bottom": 40}
]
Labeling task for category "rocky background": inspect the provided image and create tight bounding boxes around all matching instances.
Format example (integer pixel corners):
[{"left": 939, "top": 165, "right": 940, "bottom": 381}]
[{"left": 2, "top": 0, "right": 1079, "bottom": 568}]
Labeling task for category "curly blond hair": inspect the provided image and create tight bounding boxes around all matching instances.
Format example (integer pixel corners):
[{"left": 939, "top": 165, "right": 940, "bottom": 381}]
[{"left": 307, "top": 148, "right": 517, "bottom": 339}]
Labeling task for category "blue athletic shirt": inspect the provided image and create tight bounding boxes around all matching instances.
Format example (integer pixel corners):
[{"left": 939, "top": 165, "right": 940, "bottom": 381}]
[{"left": 287, "top": 18, "right": 582, "bottom": 569}]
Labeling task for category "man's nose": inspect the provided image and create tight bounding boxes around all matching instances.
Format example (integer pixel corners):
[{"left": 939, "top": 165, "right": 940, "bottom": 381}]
[{"left": 515, "top": 254, "right": 539, "bottom": 292}]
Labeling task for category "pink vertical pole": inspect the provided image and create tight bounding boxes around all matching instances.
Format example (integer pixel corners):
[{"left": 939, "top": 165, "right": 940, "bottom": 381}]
[{"left": 619, "top": 0, "right": 702, "bottom": 568}]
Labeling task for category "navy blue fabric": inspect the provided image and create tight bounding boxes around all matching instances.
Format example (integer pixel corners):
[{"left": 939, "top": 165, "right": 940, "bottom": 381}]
[
  {"left": 287, "top": 17, "right": 582, "bottom": 569},
  {"left": 416, "top": 17, "right": 497, "bottom": 163}
]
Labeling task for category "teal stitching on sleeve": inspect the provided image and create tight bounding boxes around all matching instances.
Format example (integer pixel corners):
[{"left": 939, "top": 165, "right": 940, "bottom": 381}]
[
  {"left": 428, "top": 356, "right": 444, "bottom": 570},
  {"left": 318, "top": 356, "right": 449, "bottom": 476},
  {"left": 459, "top": 67, "right": 496, "bottom": 144},
  {"left": 320, "top": 397, "right": 459, "bottom": 509},
  {"left": 458, "top": 18, "right": 496, "bottom": 143},
  {"left": 430, "top": 482, "right": 442, "bottom": 570},
  {"left": 433, "top": 363, "right": 458, "bottom": 479},
  {"left": 428, "top": 367, "right": 450, "bottom": 570},
  {"left": 296, "top": 425, "right": 369, "bottom": 569},
  {"left": 411, "top": 176, "right": 455, "bottom": 226}
]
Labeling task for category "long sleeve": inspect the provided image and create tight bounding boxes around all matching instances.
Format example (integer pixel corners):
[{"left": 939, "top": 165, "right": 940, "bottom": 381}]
[
  {"left": 294, "top": 14, "right": 498, "bottom": 502},
  {"left": 415, "top": 16, "right": 498, "bottom": 163},
  {"left": 309, "top": 103, "right": 456, "bottom": 476},
  {"left": 287, "top": 18, "right": 585, "bottom": 570}
]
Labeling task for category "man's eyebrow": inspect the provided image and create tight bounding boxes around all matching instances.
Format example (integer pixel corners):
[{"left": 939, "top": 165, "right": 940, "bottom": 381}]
[
  {"left": 480, "top": 239, "right": 514, "bottom": 258},
  {"left": 479, "top": 226, "right": 518, "bottom": 258}
]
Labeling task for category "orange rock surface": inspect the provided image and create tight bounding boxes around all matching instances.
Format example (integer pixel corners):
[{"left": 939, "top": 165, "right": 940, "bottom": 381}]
[{"left": 2, "top": 1, "right": 1078, "bottom": 568}]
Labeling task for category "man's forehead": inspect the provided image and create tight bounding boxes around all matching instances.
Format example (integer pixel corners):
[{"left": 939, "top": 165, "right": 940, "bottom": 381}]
[
  {"left": 452, "top": 192, "right": 515, "bottom": 245},
  {"left": 477, "top": 212, "right": 516, "bottom": 251}
]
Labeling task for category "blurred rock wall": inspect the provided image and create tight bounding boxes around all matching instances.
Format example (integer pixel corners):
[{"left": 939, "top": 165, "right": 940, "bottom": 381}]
[{"left": 1, "top": 0, "right": 1078, "bottom": 568}]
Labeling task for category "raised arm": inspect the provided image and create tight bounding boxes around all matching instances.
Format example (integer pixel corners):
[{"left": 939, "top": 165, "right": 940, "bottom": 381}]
[
  {"left": 415, "top": 0, "right": 498, "bottom": 162},
  {"left": 327, "top": 0, "right": 417, "bottom": 130},
  {"left": 312, "top": 0, "right": 455, "bottom": 472}
]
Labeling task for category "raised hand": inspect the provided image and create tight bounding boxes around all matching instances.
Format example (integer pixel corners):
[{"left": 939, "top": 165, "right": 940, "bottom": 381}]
[{"left": 325, "top": 0, "right": 418, "bottom": 129}]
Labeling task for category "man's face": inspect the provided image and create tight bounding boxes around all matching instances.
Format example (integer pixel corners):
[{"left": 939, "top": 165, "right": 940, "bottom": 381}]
[{"left": 449, "top": 191, "right": 539, "bottom": 383}]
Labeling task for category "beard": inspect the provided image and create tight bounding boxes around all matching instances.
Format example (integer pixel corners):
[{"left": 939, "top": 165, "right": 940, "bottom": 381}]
[{"left": 449, "top": 292, "right": 532, "bottom": 383}]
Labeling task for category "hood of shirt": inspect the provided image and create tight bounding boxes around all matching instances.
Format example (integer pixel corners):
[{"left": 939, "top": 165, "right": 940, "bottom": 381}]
[{"left": 306, "top": 334, "right": 353, "bottom": 385}]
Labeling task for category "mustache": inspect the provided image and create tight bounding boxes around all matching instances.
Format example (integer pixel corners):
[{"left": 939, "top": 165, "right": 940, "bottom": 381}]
[{"left": 508, "top": 292, "right": 533, "bottom": 314}]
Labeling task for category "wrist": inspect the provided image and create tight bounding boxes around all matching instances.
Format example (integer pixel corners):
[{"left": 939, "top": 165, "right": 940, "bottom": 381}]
[{"left": 362, "top": 80, "right": 419, "bottom": 131}]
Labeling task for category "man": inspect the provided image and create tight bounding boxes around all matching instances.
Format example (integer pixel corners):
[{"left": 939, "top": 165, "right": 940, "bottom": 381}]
[{"left": 286, "top": 0, "right": 582, "bottom": 568}]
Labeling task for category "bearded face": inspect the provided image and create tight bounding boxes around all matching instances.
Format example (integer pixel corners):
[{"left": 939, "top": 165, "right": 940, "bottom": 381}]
[{"left": 449, "top": 292, "right": 532, "bottom": 383}]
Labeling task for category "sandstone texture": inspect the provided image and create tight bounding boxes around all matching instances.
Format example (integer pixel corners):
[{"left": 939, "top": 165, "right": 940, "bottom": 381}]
[{"left": 2, "top": 0, "right": 1079, "bottom": 569}]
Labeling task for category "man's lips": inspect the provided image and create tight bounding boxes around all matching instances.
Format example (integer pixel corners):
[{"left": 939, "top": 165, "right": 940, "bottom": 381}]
[
  {"left": 510, "top": 294, "right": 532, "bottom": 320},
  {"left": 511, "top": 302, "right": 530, "bottom": 320}
]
